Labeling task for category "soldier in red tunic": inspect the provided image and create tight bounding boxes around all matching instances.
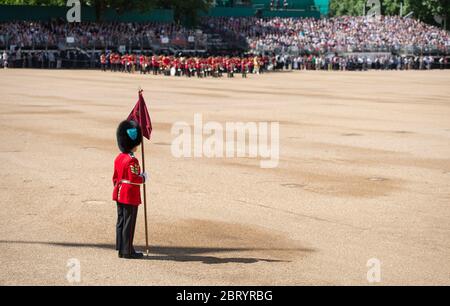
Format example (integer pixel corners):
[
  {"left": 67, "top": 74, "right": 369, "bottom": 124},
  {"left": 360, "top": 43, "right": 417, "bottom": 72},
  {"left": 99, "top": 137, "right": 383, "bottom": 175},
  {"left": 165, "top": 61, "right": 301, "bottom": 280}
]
[
  {"left": 241, "top": 59, "right": 248, "bottom": 78},
  {"left": 113, "top": 120, "right": 148, "bottom": 259},
  {"left": 121, "top": 54, "right": 127, "bottom": 72},
  {"left": 139, "top": 54, "right": 145, "bottom": 74},
  {"left": 100, "top": 53, "right": 107, "bottom": 72},
  {"left": 114, "top": 53, "right": 120, "bottom": 72}
]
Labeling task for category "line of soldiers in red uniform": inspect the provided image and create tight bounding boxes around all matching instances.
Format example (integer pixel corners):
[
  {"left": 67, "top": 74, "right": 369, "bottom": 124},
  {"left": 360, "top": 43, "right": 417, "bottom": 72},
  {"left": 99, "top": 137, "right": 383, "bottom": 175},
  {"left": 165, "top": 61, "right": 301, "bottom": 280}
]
[{"left": 100, "top": 53, "right": 270, "bottom": 78}]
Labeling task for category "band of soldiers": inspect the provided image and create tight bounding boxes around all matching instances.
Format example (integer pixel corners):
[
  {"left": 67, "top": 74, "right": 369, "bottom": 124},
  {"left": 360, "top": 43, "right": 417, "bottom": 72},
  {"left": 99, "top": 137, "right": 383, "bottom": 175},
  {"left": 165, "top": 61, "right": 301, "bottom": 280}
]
[{"left": 100, "top": 53, "right": 265, "bottom": 78}]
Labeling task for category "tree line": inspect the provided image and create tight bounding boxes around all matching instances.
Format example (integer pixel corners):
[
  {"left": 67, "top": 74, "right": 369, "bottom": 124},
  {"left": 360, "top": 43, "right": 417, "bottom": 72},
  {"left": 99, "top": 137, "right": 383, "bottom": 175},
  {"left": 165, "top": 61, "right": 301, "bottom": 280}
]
[{"left": 330, "top": 0, "right": 448, "bottom": 29}]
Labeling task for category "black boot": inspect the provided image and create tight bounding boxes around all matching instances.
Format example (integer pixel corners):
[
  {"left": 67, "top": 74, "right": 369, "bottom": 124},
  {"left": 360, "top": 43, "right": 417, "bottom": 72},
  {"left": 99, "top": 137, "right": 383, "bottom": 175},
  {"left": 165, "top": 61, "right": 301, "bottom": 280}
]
[{"left": 122, "top": 252, "right": 144, "bottom": 259}]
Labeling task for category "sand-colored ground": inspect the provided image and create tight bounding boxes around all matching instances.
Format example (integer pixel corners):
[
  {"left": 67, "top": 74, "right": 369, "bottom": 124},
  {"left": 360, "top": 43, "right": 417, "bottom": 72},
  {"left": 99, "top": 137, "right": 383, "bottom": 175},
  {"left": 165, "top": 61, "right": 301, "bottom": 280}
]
[{"left": 0, "top": 69, "right": 449, "bottom": 286}]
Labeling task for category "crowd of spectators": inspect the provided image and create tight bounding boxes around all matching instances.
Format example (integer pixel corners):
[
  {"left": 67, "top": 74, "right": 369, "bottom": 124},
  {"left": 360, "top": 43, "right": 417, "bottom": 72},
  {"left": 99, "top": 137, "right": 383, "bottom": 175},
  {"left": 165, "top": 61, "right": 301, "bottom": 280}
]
[
  {"left": 0, "top": 20, "right": 204, "bottom": 50},
  {"left": 1, "top": 16, "right": 449, "bottom": 54},
  {"left": 1, "top": 49, "right": 93, "bottom": 69},
  {"left": 277, "top": 54, "right": 448, "bottom": 71},
  {"left": 203, "top": 16, "right": 450, "bottom": 54}
]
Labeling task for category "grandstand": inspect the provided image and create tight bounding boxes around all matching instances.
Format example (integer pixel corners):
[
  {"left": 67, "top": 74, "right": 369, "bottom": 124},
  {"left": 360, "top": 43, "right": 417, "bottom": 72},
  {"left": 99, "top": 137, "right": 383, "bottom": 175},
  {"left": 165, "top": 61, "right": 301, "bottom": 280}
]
[
  {"left": 0, "top": 1, "right": 449, "bottom": 70},
  {"left": 0, "top": 1, "right": 328, "bottom": 54}
]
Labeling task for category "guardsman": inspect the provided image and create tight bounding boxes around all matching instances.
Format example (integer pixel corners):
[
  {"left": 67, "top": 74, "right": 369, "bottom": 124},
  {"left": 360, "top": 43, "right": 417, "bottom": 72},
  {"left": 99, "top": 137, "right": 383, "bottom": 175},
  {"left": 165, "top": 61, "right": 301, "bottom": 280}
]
[
  {"left": 139, "top": 54, "right": 145, "bottom": 74},
  {"left": 121, "top": 54, "right": 127, "bottom": 72},
  {"left": 151, "top": 55, "right": 158, "bottom": 75},
  {"left": 241, "top": 59, "right": 247, "bottom": 78},
  {"left": 100, "top": 53, "right": 107, "bottom": 71},
  {"left": 109, "top": 53, "right": 115, "bottom": 72},
  {"left": 144, "top": 55, "right": 150, "bottom": 74},
  {"left": 113, "top": 120, "right": 148, "bottom": 259},
  {"left": 127, "top": 54, "right": 134, "bottom": 73}
]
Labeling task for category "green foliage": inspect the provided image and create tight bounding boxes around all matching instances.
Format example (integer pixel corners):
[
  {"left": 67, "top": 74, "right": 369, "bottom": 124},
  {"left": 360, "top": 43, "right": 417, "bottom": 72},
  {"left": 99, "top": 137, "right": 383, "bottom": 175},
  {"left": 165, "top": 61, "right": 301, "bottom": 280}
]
[
  {"left": 330, "top": 0, "right": 408, "bottom": 16},
  {"left": 330, "top": 0, "right": 365, "bottom": 16},
  {"left": 409, "top": 0, "right": 449, "bottom": 26},
  {"left": 329, "top": 0, "right": 449, "bottom": 28}
]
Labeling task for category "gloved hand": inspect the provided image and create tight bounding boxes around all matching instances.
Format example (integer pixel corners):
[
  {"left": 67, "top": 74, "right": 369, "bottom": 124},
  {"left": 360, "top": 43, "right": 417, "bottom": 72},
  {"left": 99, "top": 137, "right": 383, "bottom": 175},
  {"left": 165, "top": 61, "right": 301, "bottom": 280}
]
[{"left": 141, "top": 172, "right": 149, "bottom": 183}]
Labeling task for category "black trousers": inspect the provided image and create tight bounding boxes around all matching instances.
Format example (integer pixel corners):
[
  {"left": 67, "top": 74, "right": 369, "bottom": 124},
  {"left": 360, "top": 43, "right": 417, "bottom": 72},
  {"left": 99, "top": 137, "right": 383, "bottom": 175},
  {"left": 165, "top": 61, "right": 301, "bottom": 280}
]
[{"left": 116, "top": 203, "right": 139, "bottom": 255}]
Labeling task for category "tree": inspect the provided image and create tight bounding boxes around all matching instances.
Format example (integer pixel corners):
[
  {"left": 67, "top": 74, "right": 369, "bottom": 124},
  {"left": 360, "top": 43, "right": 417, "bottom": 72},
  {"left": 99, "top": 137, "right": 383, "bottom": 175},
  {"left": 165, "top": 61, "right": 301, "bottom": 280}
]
[
  {"left": 329, "top": 0, "right": 449, "bottom": 29},
  {"left": 330, "top": 0, "right": 408, "bottom": 16},
  {"left": 409, "top": 0, "right": 449, "bottom": 29}
]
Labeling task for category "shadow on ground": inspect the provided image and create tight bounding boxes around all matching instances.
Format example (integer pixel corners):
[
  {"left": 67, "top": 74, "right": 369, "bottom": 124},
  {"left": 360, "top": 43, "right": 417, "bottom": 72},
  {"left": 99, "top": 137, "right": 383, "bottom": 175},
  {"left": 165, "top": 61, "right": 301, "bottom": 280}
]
[{"left": 0, "top": 240, "right": 314, "bottom": 265}]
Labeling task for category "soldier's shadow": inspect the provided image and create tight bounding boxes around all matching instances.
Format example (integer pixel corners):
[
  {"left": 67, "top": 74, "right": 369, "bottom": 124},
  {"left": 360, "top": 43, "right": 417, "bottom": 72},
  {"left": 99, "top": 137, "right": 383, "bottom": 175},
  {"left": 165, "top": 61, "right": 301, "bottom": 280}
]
[
  {"left": 0, "top": 241, "right": 313, "bottom": 265},
  {"left": 142, "top": 254, "right": 287, "bottom": 264},
  {"left": 135, "top": 245, "right": 307, "bottom": 264},
  {"left": 131, "top": 245, "right": 294, "bottom": 264}
]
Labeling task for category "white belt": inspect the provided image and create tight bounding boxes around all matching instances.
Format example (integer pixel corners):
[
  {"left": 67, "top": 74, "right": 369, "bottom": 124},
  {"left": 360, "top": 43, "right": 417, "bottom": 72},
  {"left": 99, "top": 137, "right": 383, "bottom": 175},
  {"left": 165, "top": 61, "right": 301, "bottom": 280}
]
[{"left": 120, "top": 180, "right": 143, "bottom": 186}]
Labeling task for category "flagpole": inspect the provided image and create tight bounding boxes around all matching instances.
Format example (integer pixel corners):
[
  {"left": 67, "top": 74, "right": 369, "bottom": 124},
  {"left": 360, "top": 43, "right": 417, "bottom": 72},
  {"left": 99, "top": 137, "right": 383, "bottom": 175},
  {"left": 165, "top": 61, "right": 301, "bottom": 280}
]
[
  {"left": 137, "top": 87, "right": 150, "bottom": 257},
  {"left": 141, "top": 135, "right": 150, "bottom": 256},
  {"left": 130, "top": 88, "right": 150, "bottom": 256}
]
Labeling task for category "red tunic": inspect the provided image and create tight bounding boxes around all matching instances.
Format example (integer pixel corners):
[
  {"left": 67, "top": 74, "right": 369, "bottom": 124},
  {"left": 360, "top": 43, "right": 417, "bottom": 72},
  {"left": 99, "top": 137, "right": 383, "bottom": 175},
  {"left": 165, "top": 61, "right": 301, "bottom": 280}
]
[
  {"left": 163, "top": 57, "right": 170, "bottom": 67},
  {"left": 112, "top": 153, "right": 144, "bottom": 206}
]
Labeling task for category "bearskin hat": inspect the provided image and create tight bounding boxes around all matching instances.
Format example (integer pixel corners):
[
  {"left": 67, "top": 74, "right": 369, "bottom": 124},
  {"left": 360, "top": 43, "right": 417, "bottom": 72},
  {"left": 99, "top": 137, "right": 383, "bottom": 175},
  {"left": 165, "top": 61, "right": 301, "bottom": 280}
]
[{"left": 116, "top": 120, "right": 142, "bottom": 153}]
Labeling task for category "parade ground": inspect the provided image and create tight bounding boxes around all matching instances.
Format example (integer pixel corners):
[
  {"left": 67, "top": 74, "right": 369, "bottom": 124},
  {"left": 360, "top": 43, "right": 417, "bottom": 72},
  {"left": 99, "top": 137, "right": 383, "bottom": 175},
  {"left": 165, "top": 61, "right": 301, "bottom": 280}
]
[{"left": 0, "top": 69, "right": 449, "bottom": 285}]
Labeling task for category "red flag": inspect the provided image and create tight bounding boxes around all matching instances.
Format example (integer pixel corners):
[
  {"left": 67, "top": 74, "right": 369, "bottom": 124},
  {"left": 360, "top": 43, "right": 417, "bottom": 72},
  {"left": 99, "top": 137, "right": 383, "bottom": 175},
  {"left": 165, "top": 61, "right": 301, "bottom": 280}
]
[{"left": 127, "top": 90, "right": 152, "bottom": 140}]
